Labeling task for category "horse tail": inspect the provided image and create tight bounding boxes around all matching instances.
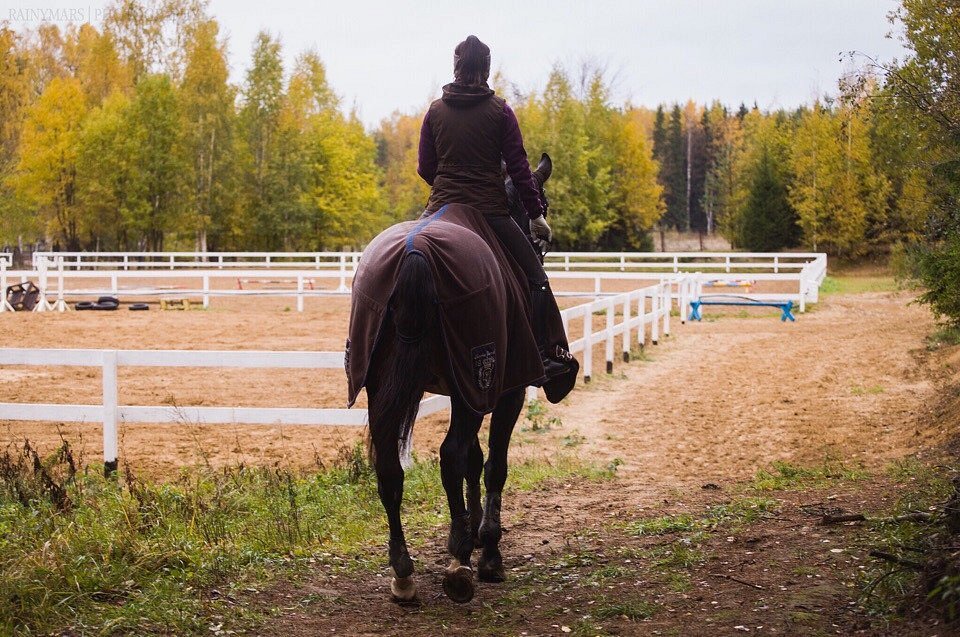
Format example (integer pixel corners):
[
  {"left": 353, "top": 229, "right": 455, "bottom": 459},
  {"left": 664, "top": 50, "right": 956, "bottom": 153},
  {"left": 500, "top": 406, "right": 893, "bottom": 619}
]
[{"left": 367, "top": 251, "right": 437, "bottom": 467}]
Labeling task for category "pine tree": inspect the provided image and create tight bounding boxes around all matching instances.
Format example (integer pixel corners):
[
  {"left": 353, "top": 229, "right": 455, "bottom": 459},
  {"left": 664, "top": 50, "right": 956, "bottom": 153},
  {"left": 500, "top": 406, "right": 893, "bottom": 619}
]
[
  {"left": 738, "top": 142, "right": 799, "bottom": 251},
  {"left": 659, "top": 104, "right": 688, "bottom": 231}
]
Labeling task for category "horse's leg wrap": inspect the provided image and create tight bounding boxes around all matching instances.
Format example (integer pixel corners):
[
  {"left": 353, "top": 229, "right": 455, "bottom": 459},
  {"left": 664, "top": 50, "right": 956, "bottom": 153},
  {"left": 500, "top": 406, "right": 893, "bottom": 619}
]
[
  {"left": 447, "top": 510, "right": 475, "bottom": 566},
  {"left": 478, "top": 492, "right": 505, "bottom": 583},
  {"left": 466, "top": 482, "right": 483, "bottom": 548},
  {"left": 389, "top": 534, "right": 413, "bottom": 579},
  {"left": 466, "top": 437, "right": 484, "bottom": 547}
]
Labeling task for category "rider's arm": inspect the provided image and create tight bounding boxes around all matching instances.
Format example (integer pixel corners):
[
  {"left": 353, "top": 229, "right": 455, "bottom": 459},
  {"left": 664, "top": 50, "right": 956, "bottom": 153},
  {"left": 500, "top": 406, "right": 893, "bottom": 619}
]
[
  {"left": 501, "top": 103, "right": 544, "bottom": 219},
  {"left": 417, "top": 110, "right": 437, "bottom": 186}
]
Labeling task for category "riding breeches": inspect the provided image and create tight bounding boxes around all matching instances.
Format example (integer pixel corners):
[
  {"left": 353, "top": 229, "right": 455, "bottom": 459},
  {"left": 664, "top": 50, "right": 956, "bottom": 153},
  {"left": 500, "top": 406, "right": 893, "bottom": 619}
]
[{"left": 482, "top": 214, "right": 552, "bottom": 348}]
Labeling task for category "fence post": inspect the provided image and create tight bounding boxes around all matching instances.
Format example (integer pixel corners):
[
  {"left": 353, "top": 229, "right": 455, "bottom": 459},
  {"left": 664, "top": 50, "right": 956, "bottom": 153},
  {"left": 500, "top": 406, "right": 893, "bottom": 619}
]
[
  {"left": 650, "top": 288, "right": 660, "bottom": 345},
  {"left": 638, "top": 291, "right": 646, "bottom": 347},
  {"left": 102, "top": 350, "right": 118, "bottom": 476},
  {"left": 583, "top": 310, "right": 593, "bottom": 383},
  {"left": 679, "top": 277, "right": 687, "bottom": 325},
  {"left": 525, "top": 385, "right": 538, "bottom": 403},
  {"left": 0, "top": 263, "right": 11, "bottom": 312},
  {"left": 337, "top": 255, "right": 348, "bottom": 293},
  {"left": 297, "top": 275, "right": 305, "bottom": 312},
  {"left": 662, "top": 283, "right": 671, "bottom": 337},
  {"left": 202, "top": 275, "right": 210, "bottom": 309},
  {"left": 605, "top": 298, "right": 614, "bottom": 374},
  {"left": 799, "top": 270, "right": 807, "bottom": 313},
  {"left": 622, "top": 293, "right": 631, "bottom": 362}
]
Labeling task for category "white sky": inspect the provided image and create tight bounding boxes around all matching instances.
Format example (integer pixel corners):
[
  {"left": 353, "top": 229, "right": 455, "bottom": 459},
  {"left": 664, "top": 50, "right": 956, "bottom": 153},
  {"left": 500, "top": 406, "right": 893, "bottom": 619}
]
[{"left": 4, "top": 0, "right": 907, "bottom": 127}]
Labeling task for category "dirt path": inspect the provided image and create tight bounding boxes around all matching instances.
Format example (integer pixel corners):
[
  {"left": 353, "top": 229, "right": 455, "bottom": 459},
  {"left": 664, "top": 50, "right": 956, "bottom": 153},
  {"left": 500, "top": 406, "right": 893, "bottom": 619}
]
[
  {"left": 532, "top": 290, "right": 941, "bottom": 485},
  {"left": 255, "top": 289, "right": 954, "bottom": 636}
]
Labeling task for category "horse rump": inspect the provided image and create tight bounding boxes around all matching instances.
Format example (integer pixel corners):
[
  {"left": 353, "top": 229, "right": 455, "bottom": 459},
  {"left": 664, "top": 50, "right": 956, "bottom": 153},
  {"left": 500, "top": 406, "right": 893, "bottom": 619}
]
[{"left": 367, "top": 251, "right": 438, "bottom": 467}]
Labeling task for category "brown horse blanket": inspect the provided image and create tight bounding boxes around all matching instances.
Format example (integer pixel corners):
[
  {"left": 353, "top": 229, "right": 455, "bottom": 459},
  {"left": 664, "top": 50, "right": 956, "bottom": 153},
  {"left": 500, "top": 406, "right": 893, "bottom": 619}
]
[{"left": 347, "top": 204, "right": 554, "bottom": 414}]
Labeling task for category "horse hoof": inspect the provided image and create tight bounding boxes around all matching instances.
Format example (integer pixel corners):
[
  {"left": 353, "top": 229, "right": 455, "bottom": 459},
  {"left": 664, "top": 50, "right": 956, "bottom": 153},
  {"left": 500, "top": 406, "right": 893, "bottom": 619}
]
[
  {"left": 391, "top": 576, "right": 417, "bottom": 602},
  {"left": 478, "top": 562, "right": 506, "bottom": 583},
  {"left": 442, "top": 565, "right": 475, "bottom": 603}
]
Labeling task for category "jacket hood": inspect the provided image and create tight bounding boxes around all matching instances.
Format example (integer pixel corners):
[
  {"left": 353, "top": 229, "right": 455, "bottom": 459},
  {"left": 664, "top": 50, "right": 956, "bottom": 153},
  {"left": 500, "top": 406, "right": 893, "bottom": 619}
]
[{"left": 441, "top": 82, "right": 495, "bottom": 107}]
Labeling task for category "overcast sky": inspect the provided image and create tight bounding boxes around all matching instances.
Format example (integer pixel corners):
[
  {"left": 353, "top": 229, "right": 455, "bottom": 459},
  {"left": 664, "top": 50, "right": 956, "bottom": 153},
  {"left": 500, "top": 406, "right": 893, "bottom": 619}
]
[{"left": 5, "top": 0, "right": 908, "bottom": 127}]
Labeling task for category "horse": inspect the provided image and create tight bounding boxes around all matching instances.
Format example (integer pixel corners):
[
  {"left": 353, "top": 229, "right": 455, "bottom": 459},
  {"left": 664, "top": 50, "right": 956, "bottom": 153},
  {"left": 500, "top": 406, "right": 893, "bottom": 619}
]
[{"left": 346, "top": 155, "right": 566, "bottom": 604}]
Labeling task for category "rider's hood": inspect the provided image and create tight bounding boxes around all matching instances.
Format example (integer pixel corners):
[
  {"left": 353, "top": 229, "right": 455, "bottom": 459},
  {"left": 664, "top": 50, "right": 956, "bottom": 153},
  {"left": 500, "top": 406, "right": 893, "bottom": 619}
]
[{"left": 441, "top": 82, "right": 495, "bottom": 107}]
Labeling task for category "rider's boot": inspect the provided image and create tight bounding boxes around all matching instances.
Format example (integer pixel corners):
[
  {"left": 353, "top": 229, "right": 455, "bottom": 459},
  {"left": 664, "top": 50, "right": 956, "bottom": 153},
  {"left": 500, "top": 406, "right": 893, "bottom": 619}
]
[{"left": 530, "top": 281, "right": 579, "bottom": 401}]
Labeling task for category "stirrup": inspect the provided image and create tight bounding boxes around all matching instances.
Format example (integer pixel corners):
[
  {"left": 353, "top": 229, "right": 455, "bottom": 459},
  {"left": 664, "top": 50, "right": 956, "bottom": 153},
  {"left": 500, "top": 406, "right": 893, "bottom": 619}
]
[{"left": 539, "top": 345, "right": 578, "bottom": 403}]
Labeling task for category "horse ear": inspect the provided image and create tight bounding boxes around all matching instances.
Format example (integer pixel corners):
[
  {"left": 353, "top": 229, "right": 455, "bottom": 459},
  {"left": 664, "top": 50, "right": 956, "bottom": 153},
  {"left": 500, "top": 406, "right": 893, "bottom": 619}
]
[{"left": 534, "top": 152, "right": 552, "bottom": 183}]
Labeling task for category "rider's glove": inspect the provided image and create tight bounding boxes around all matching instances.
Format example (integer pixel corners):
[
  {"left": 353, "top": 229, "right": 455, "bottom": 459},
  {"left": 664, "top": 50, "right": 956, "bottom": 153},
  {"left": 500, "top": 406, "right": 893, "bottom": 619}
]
[{"left": 529, "top": 215, "right": 552, "bottom": 246}]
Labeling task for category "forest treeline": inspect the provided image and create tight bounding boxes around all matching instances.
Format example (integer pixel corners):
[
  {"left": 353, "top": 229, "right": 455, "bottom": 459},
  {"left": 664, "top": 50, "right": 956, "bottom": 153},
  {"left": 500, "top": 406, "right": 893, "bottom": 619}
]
[{"left": 0, "top": 1, "right": 953, "bottom": 292}]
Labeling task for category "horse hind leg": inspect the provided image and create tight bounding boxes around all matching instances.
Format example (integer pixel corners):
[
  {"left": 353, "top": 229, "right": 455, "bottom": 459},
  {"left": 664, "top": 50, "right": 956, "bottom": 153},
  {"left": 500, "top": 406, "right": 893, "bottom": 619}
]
[
  {"left": 439, "top": 396, "right": 483, "bottom": 603},
  {"left": 466, "top": 436, "right": 484, "bottom": 548},
  {"left": 370, "top": 409, "right": 417, "bottom": 601},
  {"left": 478, "top": 388, "right": 525, "bottom": 583}
]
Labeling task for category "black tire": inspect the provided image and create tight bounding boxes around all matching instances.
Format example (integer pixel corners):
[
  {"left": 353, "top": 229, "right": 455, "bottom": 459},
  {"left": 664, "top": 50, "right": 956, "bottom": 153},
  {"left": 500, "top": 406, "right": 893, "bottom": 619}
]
[
  {"left": 93, "top": 301, "right": 119, "bottom": 311},
  {"left": 97, "top": 296, "right": 120, "bottom": 305},
  {"left": 128, "top": 303, "right": 149, "bottom": 311},
  {"left": 75, "top": 301, "right": 95, "bottom": 310}
]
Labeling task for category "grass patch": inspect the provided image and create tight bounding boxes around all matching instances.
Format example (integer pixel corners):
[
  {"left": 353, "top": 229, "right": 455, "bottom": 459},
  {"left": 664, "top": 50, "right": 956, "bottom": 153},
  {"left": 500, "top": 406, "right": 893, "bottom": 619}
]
[
  {"left": 627, "top": 496, "right": 778, "bottom": 538},
  {"left": 0, "top": 439, "right": 607, "bottom": 636},
  {"left": 751, "top": 459, "right": 868, "bottom": 491},
  {"left": 592, "top": 599, "right": 658, "bottom": 620},
  {"left": 859, "top": 457, "right": 958, "bottom": 621},
  {"left": 522, "top": 398, "right": 563, "bottom": 433},
  {"left": 926, "top": 325, "right": 960, "bottom": 350},
  {"left": 820, "top": 275, "right": 898, "bottom": 296},
  {"left": 851, "top": 384, "right": 886, "bottom": 396}
]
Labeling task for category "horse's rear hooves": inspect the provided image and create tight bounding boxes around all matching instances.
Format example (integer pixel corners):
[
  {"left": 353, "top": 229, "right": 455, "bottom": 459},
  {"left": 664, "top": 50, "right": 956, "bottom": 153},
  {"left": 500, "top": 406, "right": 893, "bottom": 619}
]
[
  {"left": 391, "top": 576, "right": 417, "bottom": 602},
  {"left": 442, "top": 565, "right": 475, "bottom": 603},
  {"left": 478, "top": 563, "right": 506, "bottom": 583}
]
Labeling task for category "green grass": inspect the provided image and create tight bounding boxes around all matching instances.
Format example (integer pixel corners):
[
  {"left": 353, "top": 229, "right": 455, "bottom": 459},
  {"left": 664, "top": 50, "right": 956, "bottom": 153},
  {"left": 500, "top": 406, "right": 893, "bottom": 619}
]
[
  {"left": 926, "top": 325, "right": 960, "bottom": 350},
  {"left": 592, "top": 599, "right": 658, "bottom": 620},
  {"left": 751, "top": 459, "right": 868, "bottom": 491},
  {"left": 0, "top": 440, "right": 608, "bottom": 636},
  {"left": 858, "top": 457, "right": 957, "bottom": 621},
  {"left": 820, "top": 275, "right": 898, "bottom": 296},
  {"left": 851, "top": 384, "right": 885, "bottom": 396}
]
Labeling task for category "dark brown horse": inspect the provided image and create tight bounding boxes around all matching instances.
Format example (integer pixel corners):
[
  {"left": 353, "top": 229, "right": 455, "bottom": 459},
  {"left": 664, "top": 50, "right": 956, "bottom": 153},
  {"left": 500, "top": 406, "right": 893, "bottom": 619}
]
[{"left": 346, "top": 157, "right": 563, "bottom": 604}]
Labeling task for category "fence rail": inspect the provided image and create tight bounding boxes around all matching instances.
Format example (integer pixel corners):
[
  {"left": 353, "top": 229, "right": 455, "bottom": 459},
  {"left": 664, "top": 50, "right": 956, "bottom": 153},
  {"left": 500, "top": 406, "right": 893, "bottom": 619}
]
[
  {"left": 0, "top": 278, "right": 683, "bottom": 471},
  {"left": 4, "top": 251, "right": 827, "bottom": 313}
]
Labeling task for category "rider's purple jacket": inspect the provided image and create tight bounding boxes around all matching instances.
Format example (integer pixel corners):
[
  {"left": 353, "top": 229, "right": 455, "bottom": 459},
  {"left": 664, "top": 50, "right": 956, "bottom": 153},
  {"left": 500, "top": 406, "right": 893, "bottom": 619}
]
[{"left": 418, "top": 82, "right": 544, "bottom": 219}]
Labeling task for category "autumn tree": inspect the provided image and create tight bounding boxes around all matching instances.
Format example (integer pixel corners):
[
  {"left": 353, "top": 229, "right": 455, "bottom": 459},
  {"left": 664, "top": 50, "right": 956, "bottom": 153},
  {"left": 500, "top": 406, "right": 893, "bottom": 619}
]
[
  {"left": 376, "top": 110, "right": 430, "bottom": 222},
  {"left": 11, "top": 77, "right": 87, "bottom": 249},
  {"left": 788, "top": 101, "right": 888, "bottom": 255},
  {"left": 75, "top": 91, "right": 144, "bottom": 248},
  {"left": 0, "top": 27, "right": 32, "bottom": 245},
  {"left": 128, "top": 73, "right": 185, "bottom": 249},
  {"left": 179, "top": 19, "right": 238, "bottom": 250}
]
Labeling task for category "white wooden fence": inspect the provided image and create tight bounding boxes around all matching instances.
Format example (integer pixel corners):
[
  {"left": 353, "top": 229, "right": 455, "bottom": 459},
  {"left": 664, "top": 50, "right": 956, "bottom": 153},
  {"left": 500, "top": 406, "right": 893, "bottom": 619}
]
[
  {"left": 0, "top": 279, "right": 681, "bottom": 470},
  {"left": 3, "top": 251, "right": 827, "bottom": 312}
]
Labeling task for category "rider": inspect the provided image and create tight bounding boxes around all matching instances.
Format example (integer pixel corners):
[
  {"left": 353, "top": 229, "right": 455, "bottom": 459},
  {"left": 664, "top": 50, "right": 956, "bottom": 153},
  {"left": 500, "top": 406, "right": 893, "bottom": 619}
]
[{"left": 417, "top": 35, "right": 573, "bottom": 381}]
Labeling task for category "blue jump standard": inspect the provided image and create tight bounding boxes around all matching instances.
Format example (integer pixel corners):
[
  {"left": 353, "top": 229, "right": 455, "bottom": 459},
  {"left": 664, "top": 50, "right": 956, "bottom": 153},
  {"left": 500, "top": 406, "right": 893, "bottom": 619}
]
[{"left": 688, "top": 295, "right": 796, "bottom": 322}]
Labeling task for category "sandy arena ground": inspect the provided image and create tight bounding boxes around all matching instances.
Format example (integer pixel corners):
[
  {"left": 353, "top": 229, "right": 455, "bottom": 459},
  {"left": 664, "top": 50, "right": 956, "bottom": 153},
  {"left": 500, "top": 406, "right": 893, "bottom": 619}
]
[{"left": 0, "top": 274, "right": 926, "bottom": 485}]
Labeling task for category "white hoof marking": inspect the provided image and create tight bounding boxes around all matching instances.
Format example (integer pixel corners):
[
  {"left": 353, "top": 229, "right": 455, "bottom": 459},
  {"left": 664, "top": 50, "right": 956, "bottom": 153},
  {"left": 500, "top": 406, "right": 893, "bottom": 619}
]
[{"left": 391, "top": 576, "right": 416, "bottom": 601}]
